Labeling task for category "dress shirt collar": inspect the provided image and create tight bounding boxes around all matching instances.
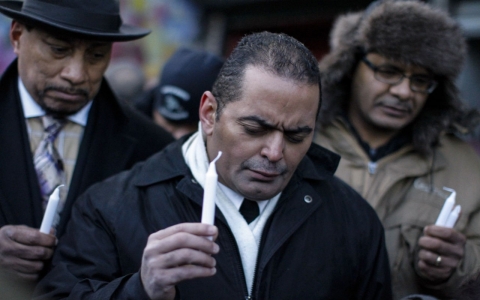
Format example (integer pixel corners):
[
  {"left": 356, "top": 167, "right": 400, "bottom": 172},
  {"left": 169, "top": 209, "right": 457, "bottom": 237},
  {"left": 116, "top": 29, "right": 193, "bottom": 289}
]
[
  {"left": 19, "top": 77, "right": 92, "bottom": 126},
  {"left": 218, "top": 182, "right": 272, "bottom": 213}
]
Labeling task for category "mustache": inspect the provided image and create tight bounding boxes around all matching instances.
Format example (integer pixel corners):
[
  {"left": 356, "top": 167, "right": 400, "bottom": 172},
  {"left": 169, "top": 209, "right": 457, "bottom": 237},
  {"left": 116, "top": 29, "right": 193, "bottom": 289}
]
[
  {"left": 377, "top": 97, "right": 413, "bottom": 111},
  {"left": 241, "top": 158, "right": 288, "bottom": 175},
  {"left": 41, "top": 85, "right": 89, "bottom": 98}
]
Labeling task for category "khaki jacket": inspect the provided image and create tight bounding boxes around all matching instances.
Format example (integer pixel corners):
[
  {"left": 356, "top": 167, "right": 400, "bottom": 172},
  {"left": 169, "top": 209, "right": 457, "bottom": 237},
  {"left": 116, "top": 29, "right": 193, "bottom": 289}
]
[{"left": 315, "top": 120, "right": 480, "bottom": 299}]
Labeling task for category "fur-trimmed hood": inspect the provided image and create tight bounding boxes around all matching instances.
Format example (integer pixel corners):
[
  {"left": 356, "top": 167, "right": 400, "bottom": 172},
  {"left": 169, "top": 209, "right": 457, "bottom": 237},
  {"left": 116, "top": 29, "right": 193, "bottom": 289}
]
[
  {"left": 319, "top": 0, "right": 478, "bottom": 154},
  {"left": 329, "top": 0, "right": 465, "bottom": 78}
]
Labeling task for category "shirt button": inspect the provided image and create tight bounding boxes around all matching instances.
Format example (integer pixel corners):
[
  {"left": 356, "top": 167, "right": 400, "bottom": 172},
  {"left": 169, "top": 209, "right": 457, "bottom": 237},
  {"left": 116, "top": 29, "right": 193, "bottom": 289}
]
[{"left": 304, "top": 195, "right": 313, "bottom": 203}]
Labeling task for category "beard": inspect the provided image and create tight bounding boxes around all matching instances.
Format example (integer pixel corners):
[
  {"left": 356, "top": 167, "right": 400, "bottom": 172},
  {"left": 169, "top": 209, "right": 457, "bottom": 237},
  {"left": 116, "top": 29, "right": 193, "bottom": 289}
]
[{"left": 37, "top": 85, "right": 91, "bottom": 118}]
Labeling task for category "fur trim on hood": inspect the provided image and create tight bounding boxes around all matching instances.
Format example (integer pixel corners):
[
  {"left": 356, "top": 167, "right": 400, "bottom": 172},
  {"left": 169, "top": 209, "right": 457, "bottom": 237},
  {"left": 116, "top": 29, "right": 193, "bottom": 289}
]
[
  {"left": 332, "top": 1, "right": 465, "bottom": 77},
  {"left": 319, "top": 0, "right": 479, "bottom": 154}
]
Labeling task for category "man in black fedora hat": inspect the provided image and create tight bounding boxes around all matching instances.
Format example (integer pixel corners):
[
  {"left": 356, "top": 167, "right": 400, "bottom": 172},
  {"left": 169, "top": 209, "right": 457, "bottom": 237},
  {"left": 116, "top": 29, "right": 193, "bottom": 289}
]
[{"left": 0, "top": 0, "right": 174, "bottom": 288}]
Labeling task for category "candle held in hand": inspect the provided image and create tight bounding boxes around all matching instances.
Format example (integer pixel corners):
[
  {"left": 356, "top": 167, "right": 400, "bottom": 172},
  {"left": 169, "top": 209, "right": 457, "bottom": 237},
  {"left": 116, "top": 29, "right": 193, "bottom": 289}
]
[
  {"left": 445, "top": 205, "right": 461, "bottom": 228},
  {"left": 435, "top": 187, "right": 456, "bottom": 227},
  {"left": 201, "top": 151, "right": 222, "bottom": 228},
  {"left": 40, "top": 185, "right": 64, "bottom": 234}
]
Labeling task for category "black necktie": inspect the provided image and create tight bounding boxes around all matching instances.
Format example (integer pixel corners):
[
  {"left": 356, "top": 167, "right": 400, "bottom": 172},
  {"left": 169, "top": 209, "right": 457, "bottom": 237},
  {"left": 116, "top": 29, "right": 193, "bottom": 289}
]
[{"left": 239, "top": 199, "right": 260, "bottom": 223}]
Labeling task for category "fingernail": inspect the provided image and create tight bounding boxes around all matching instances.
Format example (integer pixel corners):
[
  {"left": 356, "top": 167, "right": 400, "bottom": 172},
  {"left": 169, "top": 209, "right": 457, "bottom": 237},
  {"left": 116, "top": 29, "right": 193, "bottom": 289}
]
[{"left": 208, "top": 226, "right": 217, "bottom": 235}]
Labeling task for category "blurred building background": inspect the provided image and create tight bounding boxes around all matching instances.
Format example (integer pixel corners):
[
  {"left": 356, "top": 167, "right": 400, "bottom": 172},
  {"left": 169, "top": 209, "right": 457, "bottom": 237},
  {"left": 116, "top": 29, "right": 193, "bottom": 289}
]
[{"left": 0, "top": 0, "right": 478, "bottom": 111}]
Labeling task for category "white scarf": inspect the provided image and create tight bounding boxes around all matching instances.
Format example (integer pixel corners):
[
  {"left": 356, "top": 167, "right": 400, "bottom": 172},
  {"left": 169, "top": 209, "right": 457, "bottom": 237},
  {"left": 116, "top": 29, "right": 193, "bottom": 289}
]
[{"left": 182, "top": 128, "right": 279, "bottom": 293}]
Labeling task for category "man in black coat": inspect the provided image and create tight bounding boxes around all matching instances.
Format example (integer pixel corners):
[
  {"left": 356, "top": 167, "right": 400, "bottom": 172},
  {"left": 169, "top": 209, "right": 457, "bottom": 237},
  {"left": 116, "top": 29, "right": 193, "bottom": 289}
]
[
  {"left": 0, "top": 0, "right": 174, "bottom": 286},
  {"left": 36, "top": 32, "right": 392, "bottom": 299}
]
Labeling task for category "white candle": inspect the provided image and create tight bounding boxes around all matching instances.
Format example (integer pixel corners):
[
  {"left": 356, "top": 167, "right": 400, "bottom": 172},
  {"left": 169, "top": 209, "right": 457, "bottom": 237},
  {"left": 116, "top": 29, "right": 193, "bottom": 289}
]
[
  {"left": 40, "top": 185, "right": 63, "bottom": 234},
  {"left": 435, "top": 187, "right": 456, "bottom": 227},
  {"left": 201, "top": 151, "right": 222, "bottom": 231},
  {"left": 445, "top": 205, "right": 461, "bottom": 228}
]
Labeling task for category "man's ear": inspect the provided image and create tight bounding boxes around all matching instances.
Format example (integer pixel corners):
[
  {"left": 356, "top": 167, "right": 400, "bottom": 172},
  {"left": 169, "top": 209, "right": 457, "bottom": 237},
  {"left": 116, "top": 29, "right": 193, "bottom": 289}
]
[
  {"left": 199, "top": 91, "right": 217, "bottom": 136},
  {"left": 10, "top": 21, "right": 24, "bottom": 55}
]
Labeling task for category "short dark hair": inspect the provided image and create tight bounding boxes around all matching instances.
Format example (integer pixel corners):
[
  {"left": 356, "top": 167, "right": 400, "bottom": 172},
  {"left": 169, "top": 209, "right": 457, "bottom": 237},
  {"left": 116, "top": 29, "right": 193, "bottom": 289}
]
[{"left": 212, "top": 31, "right": 321, "bottom": 119}]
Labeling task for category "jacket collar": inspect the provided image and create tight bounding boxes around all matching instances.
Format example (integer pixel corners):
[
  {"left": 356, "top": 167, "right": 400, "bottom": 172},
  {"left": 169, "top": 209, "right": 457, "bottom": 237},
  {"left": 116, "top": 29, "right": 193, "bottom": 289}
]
[
  {"left": 134, "top": 135, "right": 192, "bottom": 187},
  {"left": 299, "top": 142, "right": 340, "bottom": 180},
  {"left": 321, "top": 119, "right": 447, "bottom": 176},
  {"left": 134, "top": 137, "right": 340, "bottom": 187},
  {"left": 0, "top": 59, "right": 44, "bottom": 226}
]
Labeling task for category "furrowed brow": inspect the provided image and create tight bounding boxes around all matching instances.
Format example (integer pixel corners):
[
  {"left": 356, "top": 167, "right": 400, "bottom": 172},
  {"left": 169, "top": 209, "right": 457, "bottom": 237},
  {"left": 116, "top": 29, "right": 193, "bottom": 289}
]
[
  {"left": 238, "top": 116, "right": 312, "bottom": 134},
  {"left": 238, "top": 116, "right": 276, "bottom": 130}
]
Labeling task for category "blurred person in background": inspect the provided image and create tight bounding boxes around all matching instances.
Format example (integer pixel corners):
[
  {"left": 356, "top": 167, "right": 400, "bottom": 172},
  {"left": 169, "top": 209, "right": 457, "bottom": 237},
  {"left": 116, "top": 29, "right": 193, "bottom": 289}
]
[
  {"left": 135, "top": 47, "right": 224, "bottom": 139},
  {"left": 104, "top": 59, "right": 146, "bottom": 106},
  {"left": 0, "top": 0, "right": 173, "bottom": 293},
  {"left": 314, "top": 0, "right": 480, "bottom": 299}
]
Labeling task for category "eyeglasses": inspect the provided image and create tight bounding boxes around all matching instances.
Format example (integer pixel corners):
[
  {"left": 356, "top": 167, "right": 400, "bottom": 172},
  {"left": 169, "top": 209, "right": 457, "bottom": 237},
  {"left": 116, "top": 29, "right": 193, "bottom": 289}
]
[{"left": 361, "top": 56, "right": 438, "bottom": 94}]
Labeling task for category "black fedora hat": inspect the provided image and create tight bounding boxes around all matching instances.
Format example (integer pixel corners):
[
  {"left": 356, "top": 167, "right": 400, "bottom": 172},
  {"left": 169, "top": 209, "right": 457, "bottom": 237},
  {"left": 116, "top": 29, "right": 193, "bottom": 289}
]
[{"left": 0, "top": 0, "right": 150, "bottom": 41}]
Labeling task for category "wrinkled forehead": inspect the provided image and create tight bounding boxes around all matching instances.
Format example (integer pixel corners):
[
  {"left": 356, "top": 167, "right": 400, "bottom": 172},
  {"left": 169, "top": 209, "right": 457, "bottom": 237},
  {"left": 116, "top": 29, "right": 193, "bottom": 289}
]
[{"left": 226, "top": 67, "right": 319, "bottom": 125}]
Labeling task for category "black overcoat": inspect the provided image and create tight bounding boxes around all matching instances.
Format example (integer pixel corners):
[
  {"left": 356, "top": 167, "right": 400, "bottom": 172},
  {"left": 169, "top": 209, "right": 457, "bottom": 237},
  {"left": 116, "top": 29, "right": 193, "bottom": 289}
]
[
  {"left": 0, "top": 59, "right": 174, "bottom": 237},
  {"left": 36, "top": 138, "right": 393, "bottom": 300}
]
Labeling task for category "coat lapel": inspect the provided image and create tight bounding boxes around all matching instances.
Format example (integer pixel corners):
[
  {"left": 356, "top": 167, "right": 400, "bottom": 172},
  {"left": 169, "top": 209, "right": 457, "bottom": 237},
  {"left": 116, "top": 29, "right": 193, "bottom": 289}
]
[
  {"left": 259, "top": 178, "right": 322, "bottom": 265},
  {"left": 0, "top": 61, "right": 44, "bottom": 227},
  {"left": 57, "top": 82, "right": 137, "bottom": 235}
]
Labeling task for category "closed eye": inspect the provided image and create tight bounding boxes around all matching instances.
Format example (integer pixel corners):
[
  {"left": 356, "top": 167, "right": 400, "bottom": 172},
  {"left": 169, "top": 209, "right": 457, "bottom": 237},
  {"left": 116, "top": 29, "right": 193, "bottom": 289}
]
[
  {"left": 238, "top": 116, "right": 312, "bottom": 143},
  {"left": 243, "top": 125, "right": 268, "bottom": 135},
  {"left": 286, "top": 135, "right": 304, "bottom": 143},
  {"left": 49, "top": 45, "right": 70, "bottom": 56},
  {"left": 285, "top": 131, "right": 310, "bottom": 144}
]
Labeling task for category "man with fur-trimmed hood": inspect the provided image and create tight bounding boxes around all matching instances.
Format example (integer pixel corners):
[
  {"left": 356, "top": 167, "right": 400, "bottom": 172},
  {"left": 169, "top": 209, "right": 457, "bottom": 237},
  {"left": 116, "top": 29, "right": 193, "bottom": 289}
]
[{"left": 314, "top": 0, "right": 480, "bottom": 299}]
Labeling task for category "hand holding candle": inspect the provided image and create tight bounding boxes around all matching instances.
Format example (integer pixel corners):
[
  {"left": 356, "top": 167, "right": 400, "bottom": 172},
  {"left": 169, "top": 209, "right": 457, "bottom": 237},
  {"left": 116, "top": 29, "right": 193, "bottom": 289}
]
[
  {"left": 40, "top": 185, "right": 63, "bottom": 234},
  {"left": 201, "top": 151, "right": 222, "bottom": 230},
  {"left": 435, "top": 187, "right": 461, "bottom": 228}
]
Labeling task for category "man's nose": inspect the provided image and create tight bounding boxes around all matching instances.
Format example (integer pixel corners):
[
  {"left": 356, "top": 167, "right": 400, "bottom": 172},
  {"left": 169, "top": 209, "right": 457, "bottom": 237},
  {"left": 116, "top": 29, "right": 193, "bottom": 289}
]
[
  {"left": 60, "top": 55, "right": 87, "bottom": 85},
  {"left": 389, "top": 77, "right": 414, "bottom": 100},
  {"left": 260, "top": 131, "right": 285, "bottom": 162}
]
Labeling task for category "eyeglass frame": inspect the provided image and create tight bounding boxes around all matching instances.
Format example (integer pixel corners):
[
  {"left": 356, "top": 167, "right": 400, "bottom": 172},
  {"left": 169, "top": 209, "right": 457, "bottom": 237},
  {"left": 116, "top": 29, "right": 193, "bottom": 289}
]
[{"left": 361, "top": 56, "right": 438, "bottom": 94}]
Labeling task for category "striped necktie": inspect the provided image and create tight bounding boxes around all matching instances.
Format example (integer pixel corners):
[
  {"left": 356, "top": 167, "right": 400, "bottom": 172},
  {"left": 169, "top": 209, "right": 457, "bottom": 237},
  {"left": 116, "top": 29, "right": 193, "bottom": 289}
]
[
  {"left": 239, "top": 199, "right": 260, "bottom": 224},
  {"left": 34, "top": 115, "right": 66, "bottom": 208}
]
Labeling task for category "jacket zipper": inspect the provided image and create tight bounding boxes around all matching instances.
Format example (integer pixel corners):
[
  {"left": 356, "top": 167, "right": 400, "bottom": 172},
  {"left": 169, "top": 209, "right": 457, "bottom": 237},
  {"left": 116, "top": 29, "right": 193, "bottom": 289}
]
[
  {"left": 368, "top": 161, "right": 377, "bottom": 174},
  {"left": 248, "top": 218, "right": 272, "bottom": 300},
  {"left": 210, "top": 188, "right": 292, "bottom": 300},
  {"left": 225, "top": 224, "right": 262, "bottom": 300},
  {"left": 247, "top": 186, "right": 296, "bottom": 299},
  {"left": 224, "top": 225, "right": 251, "bottom": 299},
  {"left": 246, "top": 250, "right": 260, "bottom": 300}
]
